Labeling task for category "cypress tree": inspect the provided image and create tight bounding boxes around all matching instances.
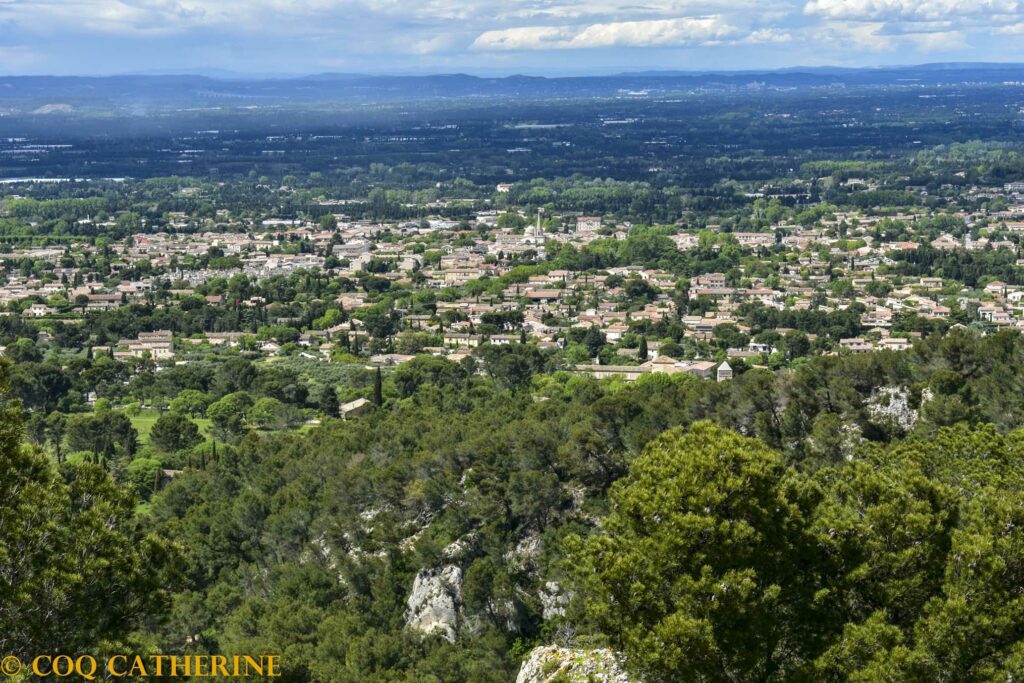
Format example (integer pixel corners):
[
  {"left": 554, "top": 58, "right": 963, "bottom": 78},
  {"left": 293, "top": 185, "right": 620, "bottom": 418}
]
[{"left": 321, "top": 387, "right": 340, "bottom": 418}]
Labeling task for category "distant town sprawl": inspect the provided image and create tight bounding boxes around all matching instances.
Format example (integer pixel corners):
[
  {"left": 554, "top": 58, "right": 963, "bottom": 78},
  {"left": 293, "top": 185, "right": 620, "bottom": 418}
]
[{"left": 3, "top": 175, "right": 1024, "bottom": 396}]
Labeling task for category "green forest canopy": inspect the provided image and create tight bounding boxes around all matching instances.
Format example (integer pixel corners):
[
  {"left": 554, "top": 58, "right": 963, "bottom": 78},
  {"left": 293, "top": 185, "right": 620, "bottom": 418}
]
[{"left": 7, "top": 328, "right": 1024, "bottom": 680}]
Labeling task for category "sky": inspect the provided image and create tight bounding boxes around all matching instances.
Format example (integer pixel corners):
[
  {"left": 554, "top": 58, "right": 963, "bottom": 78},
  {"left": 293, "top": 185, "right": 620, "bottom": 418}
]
[{"left": 2, "top": 0, "right": 1024, "bottom": 76}]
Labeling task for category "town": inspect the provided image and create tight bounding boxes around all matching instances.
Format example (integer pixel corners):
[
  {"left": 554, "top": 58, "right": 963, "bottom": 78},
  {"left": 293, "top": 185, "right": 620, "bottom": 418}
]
[{"left": 4, "top": 178, "right": 1024, "bottom": 390}]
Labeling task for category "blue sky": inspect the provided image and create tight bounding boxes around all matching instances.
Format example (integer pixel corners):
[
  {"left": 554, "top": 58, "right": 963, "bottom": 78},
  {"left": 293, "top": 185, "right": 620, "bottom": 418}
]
[{"left": 2, "top": 0, "right": 1024, "bottom": 76}]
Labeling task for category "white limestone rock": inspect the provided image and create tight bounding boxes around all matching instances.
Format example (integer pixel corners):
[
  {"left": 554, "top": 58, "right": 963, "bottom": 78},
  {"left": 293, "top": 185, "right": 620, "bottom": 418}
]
[
  {"left": 867, "top": 385, "right": 918, "bottom": 433},
  {"left": 504, "top": 534, "right": 542, "bottom": 572},
  {"left": 539, "top": 581, "right": 569, "bottom": 620},
  {"left": 516, "top": 646, "right": 631, "bottom": 683},
  {"left": 405, "top": 565, "right": 462, "bottom": 642},
  {"left": 442, "top": 532, "right": 478, "bottom": 561}
]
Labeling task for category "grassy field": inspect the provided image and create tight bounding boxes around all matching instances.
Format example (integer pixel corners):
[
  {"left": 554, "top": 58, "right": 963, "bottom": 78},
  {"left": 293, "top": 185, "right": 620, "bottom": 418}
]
[
  {"left": 130, "top": 409, "right": 214, "bottom": 445},
  {"left": 129, "top": 409, "right": 313, "bottom": 446}
]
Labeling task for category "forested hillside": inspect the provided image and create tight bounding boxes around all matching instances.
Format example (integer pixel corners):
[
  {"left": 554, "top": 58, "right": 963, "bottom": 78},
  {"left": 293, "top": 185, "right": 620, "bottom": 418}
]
[{"left": 6, "top": 328, "right": 1024, "bottom": 680}]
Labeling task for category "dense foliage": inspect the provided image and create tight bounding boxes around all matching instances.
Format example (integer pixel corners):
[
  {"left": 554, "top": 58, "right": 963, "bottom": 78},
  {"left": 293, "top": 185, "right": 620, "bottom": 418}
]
[
  {"left": 0, "top": 361, "right": 177, "bottom": 658},
  {"left": 574, "top": 422, "right": 1024, "bottom": 681},
  {"left": 71, "top": 328, "right": 1024, "bottom": 680}
]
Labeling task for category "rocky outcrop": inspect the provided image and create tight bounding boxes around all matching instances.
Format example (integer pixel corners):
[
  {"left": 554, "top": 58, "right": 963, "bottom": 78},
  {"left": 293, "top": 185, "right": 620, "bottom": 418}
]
[
  {"left": 867, "top": 385, "right": 918, "bottom": 433},
  {"left": 516, "top": 645, "right": 632, "bottom": 683},
  {"left": 504, "top": 534, "right": 542, "bottom": 572},
  {"left": 442, "top": 532, "right": 478, "bottom": 562},
  {"left": 538, "top": 581, "right": 569, "bottom": 620},
  {"left": 405, "top": 565, "right": 462, "bottom": 642}
]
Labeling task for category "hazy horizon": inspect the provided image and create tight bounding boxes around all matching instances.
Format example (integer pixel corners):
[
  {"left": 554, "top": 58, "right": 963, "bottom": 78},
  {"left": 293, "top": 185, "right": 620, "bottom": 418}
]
[{"left": 6, "top": 60, "right": 1024, "bottom": 80}]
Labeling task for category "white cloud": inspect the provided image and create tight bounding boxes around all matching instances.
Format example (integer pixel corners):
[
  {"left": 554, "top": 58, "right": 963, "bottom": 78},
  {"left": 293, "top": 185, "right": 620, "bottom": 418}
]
[
  {"left": 0, "top": 0, "right": 216, "bottom": 34},
  {"left": 816, "top": 20, "right": 895, "bottom": 50},
  {"left": 737, "top": 28, "right": 793, "bottom": 44},
  {"left": 492, "top": 0, "right": 772, "bottom": 22},
  {"left": 472, "top": 25, "right": 577, "bottom": 51},
  {"left": 904, "top": 29, "right": 966, "bottom": 50},
  {"left": 804, "top": 0, "right": 1021, "bottom": 22},
  {"left": 802, "top": 0, "right": 1019, "bottom": 55},
  {"left": 812, "top": 18, "right": 970, "bottom": 53},
  {"left": 472, "top": 16, "right": 741, "bottom": 50},
  {"left": 0, "top": 1, "right": 783, "bottom": 35},
  {"left": 409, "top": 33, "right": 463, "bottom": 55}
]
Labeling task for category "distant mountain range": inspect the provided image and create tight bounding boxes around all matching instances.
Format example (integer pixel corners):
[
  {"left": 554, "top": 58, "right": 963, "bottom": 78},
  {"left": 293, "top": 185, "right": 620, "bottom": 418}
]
[{"left": 2, "top": 63, "right": 1024, "bottom": 113}]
